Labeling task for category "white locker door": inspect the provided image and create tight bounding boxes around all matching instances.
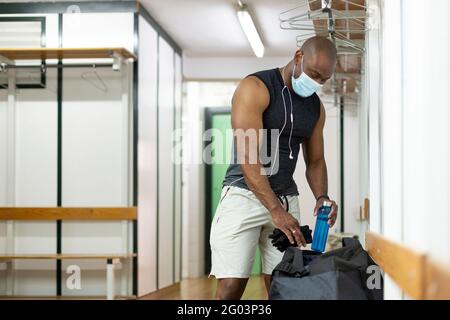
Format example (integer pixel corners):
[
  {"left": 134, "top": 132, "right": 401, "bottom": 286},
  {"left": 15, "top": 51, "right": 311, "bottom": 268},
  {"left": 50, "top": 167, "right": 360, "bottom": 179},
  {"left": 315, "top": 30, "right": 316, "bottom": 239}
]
[
  {"left": 137, "top": 16, "right": 158, "bottom": 296},
  {"left": 157, "top": 37, "right": 175, "bottom": 289}
]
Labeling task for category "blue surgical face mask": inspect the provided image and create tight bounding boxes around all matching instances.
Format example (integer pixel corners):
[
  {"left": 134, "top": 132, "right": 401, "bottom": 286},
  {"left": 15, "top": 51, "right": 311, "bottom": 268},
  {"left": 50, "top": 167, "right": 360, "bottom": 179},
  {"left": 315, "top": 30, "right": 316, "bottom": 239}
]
[{"left": 291, "top": 59, "right": 322, "bottom": 98}]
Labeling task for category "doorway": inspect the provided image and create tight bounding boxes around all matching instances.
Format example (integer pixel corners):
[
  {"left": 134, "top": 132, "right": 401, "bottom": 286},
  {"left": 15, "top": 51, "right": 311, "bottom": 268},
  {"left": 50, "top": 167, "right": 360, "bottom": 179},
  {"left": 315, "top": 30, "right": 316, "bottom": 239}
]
[{"left": 204, "top": 107, "right": 261, "bottom": 276}]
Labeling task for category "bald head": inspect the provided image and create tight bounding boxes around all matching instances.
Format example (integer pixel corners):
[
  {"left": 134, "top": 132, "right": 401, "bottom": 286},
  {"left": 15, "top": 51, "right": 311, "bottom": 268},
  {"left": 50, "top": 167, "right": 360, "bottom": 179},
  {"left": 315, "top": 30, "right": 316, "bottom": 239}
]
[
  {"left": 288, "top": 36, "right": 337, "bottom": 85},
  {"left": 301, "top": 36, "right": 337, "bottom": 63}
]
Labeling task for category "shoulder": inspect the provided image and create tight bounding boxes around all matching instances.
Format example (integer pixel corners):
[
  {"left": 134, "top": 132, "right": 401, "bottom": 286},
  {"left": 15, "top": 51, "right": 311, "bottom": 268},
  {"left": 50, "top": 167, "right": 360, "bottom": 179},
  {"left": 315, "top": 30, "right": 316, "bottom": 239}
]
[
  {"left": 311, "top": 92, "right": 322, "bottom": 107},
  {"left": 310, "top": 93, "right": 324, "bottom": 115},
  {"left": 315, "top": 94, "right": 325, "bottom": 112},
  {"left": 314, "top": 95, "right": 326, "bottom": 126},
  {"left": 232, "top": 75, "right": 270, "bottom": 111},
  {"left": 249, "top": 69, "right": 279, "bottom": 89}
]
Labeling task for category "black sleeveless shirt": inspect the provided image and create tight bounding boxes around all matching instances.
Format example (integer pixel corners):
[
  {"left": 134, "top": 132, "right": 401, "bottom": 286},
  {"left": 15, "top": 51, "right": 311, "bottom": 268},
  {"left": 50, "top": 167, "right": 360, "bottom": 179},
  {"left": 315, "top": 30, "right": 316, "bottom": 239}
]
[{"left": 222, "top": 68, "right": 321, "bottom": 196}]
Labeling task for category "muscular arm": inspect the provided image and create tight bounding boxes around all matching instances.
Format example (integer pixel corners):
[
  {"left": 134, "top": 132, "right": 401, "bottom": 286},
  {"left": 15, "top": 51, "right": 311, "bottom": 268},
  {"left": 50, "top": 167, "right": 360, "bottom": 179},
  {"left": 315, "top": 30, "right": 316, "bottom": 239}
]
[
  {"left": 231, "top": 77, "right": 281, "bottom": 213},
  {"left": 231, "top": 76, "right": 305, "bottom": 246}
]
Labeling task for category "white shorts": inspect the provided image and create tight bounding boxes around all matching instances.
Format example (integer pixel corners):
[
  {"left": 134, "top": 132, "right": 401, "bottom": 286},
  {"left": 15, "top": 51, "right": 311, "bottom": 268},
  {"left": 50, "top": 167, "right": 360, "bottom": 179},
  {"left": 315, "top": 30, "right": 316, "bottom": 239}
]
[{"left": 209, "top": 186, "right": 301, "bottom": 278}]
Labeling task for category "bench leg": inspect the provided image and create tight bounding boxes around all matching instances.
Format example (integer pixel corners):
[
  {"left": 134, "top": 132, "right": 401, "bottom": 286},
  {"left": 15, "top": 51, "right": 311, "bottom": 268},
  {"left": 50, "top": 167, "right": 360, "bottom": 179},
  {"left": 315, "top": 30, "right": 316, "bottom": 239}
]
[
  {"left": 106, "top": 259, "right": 115, "bottom": 300},
  {"left": 120, "top": 258, "right": 130, "bottom": 297},
  {"left": 5, "top": 261, "right": 14, "bottom": 296}
]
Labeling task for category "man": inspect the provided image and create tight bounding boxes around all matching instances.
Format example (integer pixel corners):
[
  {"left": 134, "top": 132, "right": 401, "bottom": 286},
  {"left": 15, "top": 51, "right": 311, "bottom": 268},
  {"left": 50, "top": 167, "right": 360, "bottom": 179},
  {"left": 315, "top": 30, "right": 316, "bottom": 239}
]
[{"left": 209, "top": 36, "right": 339, "bottom": 300}]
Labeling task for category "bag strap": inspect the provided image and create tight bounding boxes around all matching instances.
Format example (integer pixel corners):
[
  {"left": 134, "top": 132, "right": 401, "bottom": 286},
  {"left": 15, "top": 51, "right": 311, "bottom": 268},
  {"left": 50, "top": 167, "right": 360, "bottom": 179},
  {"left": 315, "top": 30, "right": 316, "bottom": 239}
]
[
  {"left": 291, "top": 247, "right": 305, "bottom": 268},
  {"left": 272, "top": 247, "right": 309, "bottom": 278},
  {"left": 342, "top": 237, "right": 360, "bottom": 248}
]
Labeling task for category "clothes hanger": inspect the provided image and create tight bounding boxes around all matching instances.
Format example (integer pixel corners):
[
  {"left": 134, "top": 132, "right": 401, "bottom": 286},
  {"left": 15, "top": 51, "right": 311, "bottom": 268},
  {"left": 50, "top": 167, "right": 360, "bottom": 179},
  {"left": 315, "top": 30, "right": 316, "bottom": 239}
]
[
  {"left": 279, "top": 1, "right": 314, "bottom": 24},
  {"left": 280, "top": 0, "right": 368, "bottom": 34},
  {"left": 81, "top": 64, "right": 108, "bottom": 93}
]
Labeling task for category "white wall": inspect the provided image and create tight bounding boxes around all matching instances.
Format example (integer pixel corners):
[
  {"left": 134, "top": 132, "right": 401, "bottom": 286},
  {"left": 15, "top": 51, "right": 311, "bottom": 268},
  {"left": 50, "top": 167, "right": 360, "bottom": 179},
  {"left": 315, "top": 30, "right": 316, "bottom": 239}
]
[
  {"left": 366, "top": 0, "right": 405, "bottom": 299},
  {"left": 61, "top": 65, "right": 131, "bottom": 296},
  {"left": 13, "top": 72, "right": 59, "bottom": 295},
  {"left": 183, "top": 57, "right": 290, "bottom": 81},
  {"left": 174, "top": 54, "right": 183, "bottom": 283},
  {"left": 366, "top": 0, "right": 383, "bottom": 236},
  {"left": 367, "top": 0, "right": 450, "bottom": 299},
  {"left": 62, "top": 68, "right": 129, "bottom": 207},
  {"left": 401, "top": 0, "right": 450, "bottom": 264},
  {"left": 63, "top": 13, "right": 134, "bottom": 52}
]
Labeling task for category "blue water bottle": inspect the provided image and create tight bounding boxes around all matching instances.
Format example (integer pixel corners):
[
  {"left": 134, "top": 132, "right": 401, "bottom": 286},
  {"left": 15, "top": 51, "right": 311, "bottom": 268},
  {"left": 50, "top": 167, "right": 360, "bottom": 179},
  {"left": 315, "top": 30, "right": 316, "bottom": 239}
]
[{"left": 311, "top": 201, "right": 332, "bottom": 252}]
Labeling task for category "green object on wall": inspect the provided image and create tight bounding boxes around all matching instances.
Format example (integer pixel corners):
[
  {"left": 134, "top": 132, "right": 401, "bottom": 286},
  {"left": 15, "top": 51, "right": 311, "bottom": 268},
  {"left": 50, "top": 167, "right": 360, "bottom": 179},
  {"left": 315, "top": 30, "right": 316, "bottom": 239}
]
[{"left": 210, "top": 114, "right": 261, "bottom": 276}]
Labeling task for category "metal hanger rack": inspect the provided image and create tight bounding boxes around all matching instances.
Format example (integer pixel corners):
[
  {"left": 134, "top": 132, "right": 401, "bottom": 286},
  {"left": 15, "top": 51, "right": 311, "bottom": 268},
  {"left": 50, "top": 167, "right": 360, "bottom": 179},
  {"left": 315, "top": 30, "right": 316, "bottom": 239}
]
[
  {"left": 280, "top": 0, "right": 368, "bottom": 105},
  {"left": 0, "top": 48, "right": 132, "bottom": 91}
]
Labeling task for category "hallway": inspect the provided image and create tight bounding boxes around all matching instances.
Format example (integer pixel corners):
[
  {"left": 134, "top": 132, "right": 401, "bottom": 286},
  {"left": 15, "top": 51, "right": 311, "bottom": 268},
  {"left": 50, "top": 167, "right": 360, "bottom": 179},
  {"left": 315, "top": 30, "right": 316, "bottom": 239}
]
[{"left": 0, "top": 0, "right": 450, "bottom": 303}]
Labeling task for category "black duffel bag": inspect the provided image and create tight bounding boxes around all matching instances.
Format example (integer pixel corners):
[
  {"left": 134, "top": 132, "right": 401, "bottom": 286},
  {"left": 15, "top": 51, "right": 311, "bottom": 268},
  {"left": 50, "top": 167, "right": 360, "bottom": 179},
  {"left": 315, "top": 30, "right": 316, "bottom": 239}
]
[{"left": 269, "top": 238, "right": 383, "bottom": 300}]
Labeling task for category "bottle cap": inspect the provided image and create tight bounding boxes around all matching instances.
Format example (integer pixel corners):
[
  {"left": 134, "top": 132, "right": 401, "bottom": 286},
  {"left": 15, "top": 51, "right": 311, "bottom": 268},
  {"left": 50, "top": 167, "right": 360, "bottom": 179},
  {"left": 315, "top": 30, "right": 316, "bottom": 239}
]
[{"left": 323, "top": 201, "right": 332, "bottom": 207}]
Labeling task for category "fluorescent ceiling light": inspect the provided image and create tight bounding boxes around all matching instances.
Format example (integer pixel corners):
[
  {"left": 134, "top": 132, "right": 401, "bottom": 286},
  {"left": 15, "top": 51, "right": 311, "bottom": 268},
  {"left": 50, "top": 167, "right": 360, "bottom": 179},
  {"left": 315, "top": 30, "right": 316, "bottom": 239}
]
[{"left": 237, "top": 4, "right": 265, "bottom": 58}]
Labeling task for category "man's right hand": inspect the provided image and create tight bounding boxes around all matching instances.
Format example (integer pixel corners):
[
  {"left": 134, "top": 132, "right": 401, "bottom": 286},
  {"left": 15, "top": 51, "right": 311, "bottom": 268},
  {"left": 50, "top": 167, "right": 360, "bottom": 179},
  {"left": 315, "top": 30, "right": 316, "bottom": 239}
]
[{"left": 271, "top": 208, "right": 306, "bottom": 247}]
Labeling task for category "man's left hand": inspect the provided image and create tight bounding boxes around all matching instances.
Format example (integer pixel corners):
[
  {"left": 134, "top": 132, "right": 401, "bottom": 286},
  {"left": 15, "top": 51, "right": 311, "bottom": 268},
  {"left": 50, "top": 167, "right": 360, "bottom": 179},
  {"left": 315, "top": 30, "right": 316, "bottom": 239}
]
[{"left": 314, "top": 198, "right": 338, "bottom": 228}]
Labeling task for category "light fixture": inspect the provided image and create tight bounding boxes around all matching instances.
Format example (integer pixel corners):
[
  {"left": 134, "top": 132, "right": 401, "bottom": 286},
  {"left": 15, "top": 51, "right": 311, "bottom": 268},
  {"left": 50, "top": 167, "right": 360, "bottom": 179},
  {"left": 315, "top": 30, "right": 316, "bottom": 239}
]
[{"left": 237, "top": 1, "right": 265, "bottom": 58}]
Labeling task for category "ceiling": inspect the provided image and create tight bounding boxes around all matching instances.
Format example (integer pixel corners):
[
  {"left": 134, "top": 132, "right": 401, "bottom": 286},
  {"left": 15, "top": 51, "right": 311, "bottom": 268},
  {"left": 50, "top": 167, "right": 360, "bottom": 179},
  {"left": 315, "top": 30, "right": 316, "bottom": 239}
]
[
  {"left": 2, "top": 0, "right": 316, "bottom": 58},
  {"left": 140, "top": 0, "right": 313, "bottom": 58}
]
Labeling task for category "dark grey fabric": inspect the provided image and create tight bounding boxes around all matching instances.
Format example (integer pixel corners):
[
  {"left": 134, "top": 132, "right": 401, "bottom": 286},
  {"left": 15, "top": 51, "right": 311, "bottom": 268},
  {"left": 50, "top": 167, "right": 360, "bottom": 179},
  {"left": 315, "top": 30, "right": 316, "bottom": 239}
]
[
  {"left": 222, "top": 68, "right": 321, "bottom": 196},
  {"left": 269, "top": 238, "right": 384, "bottom": 300},
  {"left": 270, "top": 270, "right": 371, "bottom": 300},
  {"left": 270, "top": 271, "right": 338, "bottom": 300}
]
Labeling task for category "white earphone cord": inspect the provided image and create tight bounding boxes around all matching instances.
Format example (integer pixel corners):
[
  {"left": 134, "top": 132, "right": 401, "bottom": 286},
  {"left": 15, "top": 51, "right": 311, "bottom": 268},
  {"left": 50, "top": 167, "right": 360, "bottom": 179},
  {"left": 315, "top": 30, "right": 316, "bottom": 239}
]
[
  {"left": 269, "top": 85, "right": 288, "bottom": 177},
  {"left": 287, "top": 87, "right": 294, "bottom": 160}
]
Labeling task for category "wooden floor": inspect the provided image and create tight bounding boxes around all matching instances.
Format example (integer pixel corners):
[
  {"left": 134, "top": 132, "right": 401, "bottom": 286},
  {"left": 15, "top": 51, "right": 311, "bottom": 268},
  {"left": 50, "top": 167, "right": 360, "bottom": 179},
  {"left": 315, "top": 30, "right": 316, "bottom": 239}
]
[
  {"left": 0, "top": 295, "right": 135, "bottom": 300},
  {"left": 0, "top": 277, "right": 266, "bottom": 300},
  {"left": 140, "top": 276, "right": 267, "bottom": 300}
]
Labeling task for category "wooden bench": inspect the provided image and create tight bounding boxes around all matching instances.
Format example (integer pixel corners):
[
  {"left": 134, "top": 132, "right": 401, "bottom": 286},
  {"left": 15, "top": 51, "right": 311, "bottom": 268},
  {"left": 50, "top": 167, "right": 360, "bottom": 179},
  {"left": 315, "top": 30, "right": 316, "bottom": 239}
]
[{"left": 0, "top": 207, "right": 137, "bottom": 300}]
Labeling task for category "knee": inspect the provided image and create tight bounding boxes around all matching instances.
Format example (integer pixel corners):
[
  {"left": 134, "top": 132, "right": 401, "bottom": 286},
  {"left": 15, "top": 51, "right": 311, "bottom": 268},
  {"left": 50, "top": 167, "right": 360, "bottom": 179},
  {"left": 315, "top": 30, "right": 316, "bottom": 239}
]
[{"left": 216, "top": 279, "right": 246, "bottom": 300}]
